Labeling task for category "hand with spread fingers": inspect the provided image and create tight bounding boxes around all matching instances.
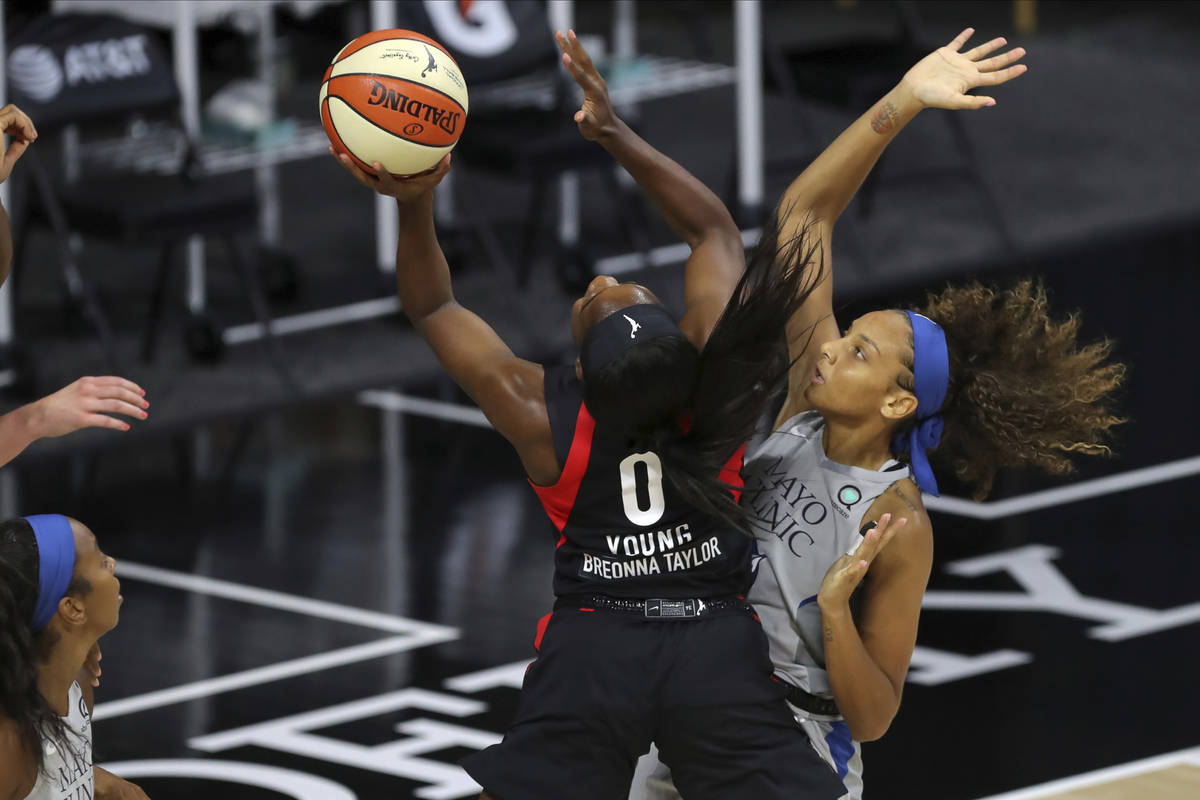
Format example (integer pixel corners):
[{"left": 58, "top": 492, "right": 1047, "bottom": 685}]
[
  {"left": 0, "top": 103, "right": 36, "bottom": 184},
  {"left": 32, "top": 376, "right": 149, "bottom": 438},
  {"left": 901, "top": 27, "right": 1028, "bottom": 110},
  {"left": 555, "top": 29, "right": 619, "bottom": 141},
  {"left": 0, "top": 376, "right": 150, "bottom": 468},
  {"left": 818, "top": 513, "right": 908, "bottom": 611},
  {"left": 330, "top": 148, "right": 452, "bottom": 204}
]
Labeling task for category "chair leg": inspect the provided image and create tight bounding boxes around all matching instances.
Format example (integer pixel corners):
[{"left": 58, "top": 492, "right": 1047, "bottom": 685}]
[
  {"left": 141, "top": 243, "right": 175, "bottom": 363},
  {"left": 25, "top": 153, "right": 122, "bottom": 370},
  {"left": 61, "top": 242, "right": 122, "bottom": 371},
  {"left": 450, "top": 167, "right": 518, "bottom": 283},
  {"left": 217, "top": 417, "right": 258, "bottom": 499},
  {"left": 604, "top": 170, "right": 653, "bottom": 270},
  {"left": 7, "top": 199, "right": 35, "bottom": 307},
  {"left": 519, "top": 178, "right": 550, "bottom": 286},
  {"left": 221, "top": 236, "right": 298, "bottom": 392}
]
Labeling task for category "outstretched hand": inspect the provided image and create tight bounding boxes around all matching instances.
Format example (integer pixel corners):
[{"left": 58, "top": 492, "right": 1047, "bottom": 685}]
[
  {"left": 818, "top": 513, "right": 907, "bottom": 610},
  {"left": 33, "top": 376, "right": 148, "bottom": 437},
  {"left": 0, "top": 104, "right": 36, "bottom": 184},
  {"left": 902, "top": 28, "right": 1027, "bottom": 110},
  {"left": 555, "top": 29, "right": 619, "bottom": 140},
  {"left": 330, "top": 148, "right": 451, "bottom": 204}
]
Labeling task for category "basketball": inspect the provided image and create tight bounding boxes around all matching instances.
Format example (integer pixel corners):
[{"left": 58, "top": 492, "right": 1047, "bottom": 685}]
[{"left": 319, "top": 29, "right": 469, "bottom": 177}]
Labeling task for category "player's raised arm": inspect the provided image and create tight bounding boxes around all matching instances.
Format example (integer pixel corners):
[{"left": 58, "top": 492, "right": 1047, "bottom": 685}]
[
  {"left": 332, "top": 152, "right": 558, "bottom": 484},
  {"left": 774, "top": 28, "right": 1027, "bottom": 424},
  {"left": 556, "top": 29, "right": 744, "bottom": 349}
]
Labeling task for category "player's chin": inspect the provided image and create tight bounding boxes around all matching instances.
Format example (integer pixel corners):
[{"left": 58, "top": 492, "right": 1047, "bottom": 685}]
[{"left": 804, "top": 383, "right": 838, "bottom": 416}]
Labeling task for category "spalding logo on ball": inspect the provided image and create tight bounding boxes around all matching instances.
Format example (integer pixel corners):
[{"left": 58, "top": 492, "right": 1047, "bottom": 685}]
[{"left": 320, "top": 29, "right": 469, "bottom": 177}]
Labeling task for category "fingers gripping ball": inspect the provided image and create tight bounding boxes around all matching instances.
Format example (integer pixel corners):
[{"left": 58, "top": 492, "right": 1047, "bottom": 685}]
[{"left": 319, "top": 29, "right": 469, "bottom": 177}]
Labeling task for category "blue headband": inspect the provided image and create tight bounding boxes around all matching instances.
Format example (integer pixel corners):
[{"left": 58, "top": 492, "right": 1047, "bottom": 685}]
[
  {"left": 25, "top": 514, "right": 76, "bottom": 632},
  {"left": 580, "top": 304, "right": 686, "bottom": 380},
  {"left": 891, "top": 312, "right": 950, "bottom": 496}
]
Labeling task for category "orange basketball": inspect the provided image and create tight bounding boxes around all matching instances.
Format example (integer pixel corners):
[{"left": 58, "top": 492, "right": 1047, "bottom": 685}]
[{"left": 319, "top": 29, "right": 469, "bottom": 177}]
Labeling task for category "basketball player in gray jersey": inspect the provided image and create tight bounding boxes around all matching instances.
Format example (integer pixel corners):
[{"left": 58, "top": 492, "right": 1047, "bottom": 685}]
[{"left": 634, "top": 27, "right": 1126, "bottom": 799}]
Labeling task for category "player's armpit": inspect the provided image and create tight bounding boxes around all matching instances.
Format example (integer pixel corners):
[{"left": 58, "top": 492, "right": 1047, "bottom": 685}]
[{"left": 416, "top": 303, "right": 557, "bottom": 483}]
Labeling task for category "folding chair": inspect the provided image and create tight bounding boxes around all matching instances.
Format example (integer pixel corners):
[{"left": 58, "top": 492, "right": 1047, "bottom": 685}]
[{"left": 6, "top": 12, "right": 293, "bottom": 384}]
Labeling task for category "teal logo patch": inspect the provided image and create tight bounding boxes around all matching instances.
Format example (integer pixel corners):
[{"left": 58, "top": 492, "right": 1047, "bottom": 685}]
[{"left": 838, "top": 485, "right": 862, "bottom": 507}]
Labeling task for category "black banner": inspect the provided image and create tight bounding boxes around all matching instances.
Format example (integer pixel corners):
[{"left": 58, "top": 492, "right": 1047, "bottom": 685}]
[{"left": 7, "top": 14, "right": 177, "bottom": 130}]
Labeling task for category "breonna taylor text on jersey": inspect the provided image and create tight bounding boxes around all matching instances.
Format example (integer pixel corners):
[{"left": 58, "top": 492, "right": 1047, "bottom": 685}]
[{"left": 531, "top": 365, "right": 753, "bottom": 599}]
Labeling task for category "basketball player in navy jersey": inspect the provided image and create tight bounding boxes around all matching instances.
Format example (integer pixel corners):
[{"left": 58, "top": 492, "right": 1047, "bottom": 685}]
[{"left": 331, "top": 32, "right": 844, "bottom": 800}]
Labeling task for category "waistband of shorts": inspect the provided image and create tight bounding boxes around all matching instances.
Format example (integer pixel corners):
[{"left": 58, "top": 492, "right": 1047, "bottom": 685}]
[
  {"left": 554, "top": 593, "right": 751, "bottom": 618},
  {"left": 773, "top": 674, "right": 841, "bottom": 717}
]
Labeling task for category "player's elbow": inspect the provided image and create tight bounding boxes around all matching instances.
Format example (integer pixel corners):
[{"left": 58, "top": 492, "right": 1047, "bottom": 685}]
[
  {"left": 844, "top": 702, "right": 899, "bottom": 743},
  {"left": 850, "top": 721, "right": 889, "bottom": 743},
  {"left": 847, "top": 715, "right": 892, "bottom": 743},
  {"left": 681, "top": 202, "right": 741, "bottom": 251},
  {"left": 701, "top": 214, "right": 741, "bottom": 246}
]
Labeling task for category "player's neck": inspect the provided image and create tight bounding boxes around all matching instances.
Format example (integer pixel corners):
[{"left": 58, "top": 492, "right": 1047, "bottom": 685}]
[
  {"left": 821, "top": 417, "right": 893, "bottom": 471},
  {"left": 36, "top": 636, "right": 91, "bottom": 716}
]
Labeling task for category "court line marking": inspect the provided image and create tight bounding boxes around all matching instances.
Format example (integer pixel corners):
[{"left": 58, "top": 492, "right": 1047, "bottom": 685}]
[
  {"left": 923, "top": 454, "right": 1200, "bottom": 519},
  {"left": 97, "top": 637, "right": 425, "bottom": 721},
  {"left": 976, "top": 745, "right": 1200, "bottom": 799},
  {"left": 117, "top": 561, "right": 457, "bottom": 637},
  {"left": 442, "top": 660, "right": 532, "bottom": 694},
  {"left": 189, "top": 687, "right": 488, "bottom": 751},
  {"left": 96, "top": 561, "right": 459, "bottom": 720},
  {"left": 356, "top": 391, "right": 1200, "bottom": 519}
]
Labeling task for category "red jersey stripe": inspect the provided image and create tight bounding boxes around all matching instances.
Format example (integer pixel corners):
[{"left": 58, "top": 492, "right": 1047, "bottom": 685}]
[
  {"left": 533, "top": 612, "right": 553, "bottom": 651},
  {"left": 530, "top": 404, "right": 596, "bottom": 533},
  {"left": 721, "top": 442, "right": 747, "bottom": 503}
]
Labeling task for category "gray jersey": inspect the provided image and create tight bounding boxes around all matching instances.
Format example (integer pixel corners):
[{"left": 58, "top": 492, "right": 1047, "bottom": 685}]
[
  {"left": 744, "top": 411, "right": 907, "bottom": 798},
  {"left": 25, "top": 681, "right": 93, "bottom": 800},
  {"left": 745, "top": 410, "right": 906, "bottom": 695}
]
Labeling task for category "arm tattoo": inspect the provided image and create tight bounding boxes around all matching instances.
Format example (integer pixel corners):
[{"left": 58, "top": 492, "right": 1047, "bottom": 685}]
[
  {"left": 823, "top": 624, "right": 834, "bottom": 642},
  {"left": 870, "top": 101, "right": 899, "bottom": 134},
  {"left": 891, "top": 485, "right": 920, "bottom": 515}
]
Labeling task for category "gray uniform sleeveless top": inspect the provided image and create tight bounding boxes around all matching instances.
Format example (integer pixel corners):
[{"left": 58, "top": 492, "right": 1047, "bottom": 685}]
[
  {"left": 25, "top": 681, "right": 93, "bottom": 800},
  {"left": 744, "top": 411, "right": 908, "bottom": 698}
]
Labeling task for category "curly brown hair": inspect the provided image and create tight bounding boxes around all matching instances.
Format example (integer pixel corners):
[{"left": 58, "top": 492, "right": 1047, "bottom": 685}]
[{"left": 895, "top": 280, "right": 1126, "bottom": 500}]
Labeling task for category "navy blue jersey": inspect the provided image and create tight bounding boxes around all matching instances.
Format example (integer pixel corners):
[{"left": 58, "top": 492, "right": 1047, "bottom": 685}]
[{"left": 531, "top": 365, "right": 753, "bottom": 599}]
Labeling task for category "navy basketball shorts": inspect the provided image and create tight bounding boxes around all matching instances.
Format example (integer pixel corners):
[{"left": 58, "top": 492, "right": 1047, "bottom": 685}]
[{"left": 460, "top": 605, "right": 844, "bottom": 800}]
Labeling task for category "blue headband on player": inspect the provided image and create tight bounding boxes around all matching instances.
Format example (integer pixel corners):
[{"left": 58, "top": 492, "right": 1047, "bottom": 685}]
[
  {"left": 25, "top": 514, "right": 76, "bottom": 632},
  {"left": 580, "top": 304, "right": 687, "bottom": 381},
  {"left": 891, "top": 312, "right": 950, "bottom": 497}
]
